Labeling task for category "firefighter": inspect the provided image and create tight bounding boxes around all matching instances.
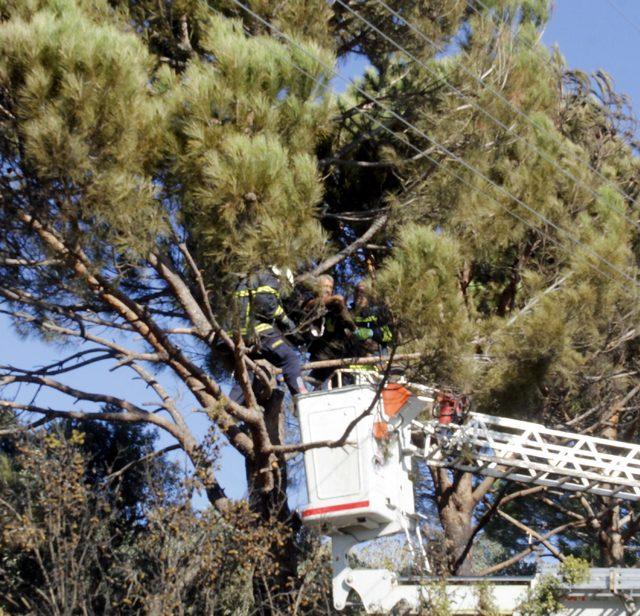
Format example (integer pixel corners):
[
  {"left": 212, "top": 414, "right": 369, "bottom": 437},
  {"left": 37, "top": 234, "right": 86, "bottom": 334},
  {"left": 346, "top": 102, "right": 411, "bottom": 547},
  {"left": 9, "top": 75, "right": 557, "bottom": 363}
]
[
  {"left": 305, "top": 274, "right": 357, "bottom": 385},
  {"left": 350, "top": 281, "right": 393, "bottom": 355},
  {"left": 228, "top": 266, "right": 307, "bottom": 404}
]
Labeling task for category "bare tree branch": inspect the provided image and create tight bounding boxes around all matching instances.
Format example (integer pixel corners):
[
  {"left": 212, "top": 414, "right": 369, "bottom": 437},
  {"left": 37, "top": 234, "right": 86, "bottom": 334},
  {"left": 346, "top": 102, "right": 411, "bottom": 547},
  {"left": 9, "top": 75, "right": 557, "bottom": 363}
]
[
  {"left": 497, "top": 509, "right": 566, "bottom": 562},
  {"left": 103, "top": 444, "right": 181, "bottom": 481},
  {"left": 478, "top": 519, "right": 585, "bottom": 576},
  {"left": 305, "top": 212, "right": 389, "bottom": 279},
  {"left": 452, "top": 485, "right": 546, "bottom": 572},
  {"left": 13, "top": 210, "right": 262, "bottom": 454}
]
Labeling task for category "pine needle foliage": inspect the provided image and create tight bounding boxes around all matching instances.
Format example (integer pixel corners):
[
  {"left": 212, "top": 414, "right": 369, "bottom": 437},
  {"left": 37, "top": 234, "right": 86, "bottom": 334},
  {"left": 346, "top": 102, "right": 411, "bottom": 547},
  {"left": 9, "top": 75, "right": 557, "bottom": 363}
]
[
  {"left": 0, "top": 0, "right": 165, "bottom": 252},
  {"left": 375, "top": 225, "right": 472, "bottom": 384},
  {"left": 164, "top": 13, "right": 334, "bottom": 291},
  {"left": 2, "top": 0, "right": 640, "bottom": 596}
]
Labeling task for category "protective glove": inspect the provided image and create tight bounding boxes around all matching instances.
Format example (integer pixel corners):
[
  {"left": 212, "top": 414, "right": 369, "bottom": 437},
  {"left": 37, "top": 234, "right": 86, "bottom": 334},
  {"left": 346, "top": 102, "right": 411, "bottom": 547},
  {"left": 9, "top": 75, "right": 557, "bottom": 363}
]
[
  {"left": 279, "top": 315, "right": 296, "bottom": 333},
  {"left": 354, "top": 327, "right": 374, "bottom": 341}
]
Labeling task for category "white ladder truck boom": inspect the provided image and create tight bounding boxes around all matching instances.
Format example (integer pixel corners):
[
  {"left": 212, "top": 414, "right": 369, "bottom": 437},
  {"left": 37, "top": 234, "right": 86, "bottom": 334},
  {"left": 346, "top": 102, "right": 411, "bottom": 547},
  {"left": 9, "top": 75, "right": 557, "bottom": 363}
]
[{"left": 296, "top": 373, "right": 640, "bottom": 615}]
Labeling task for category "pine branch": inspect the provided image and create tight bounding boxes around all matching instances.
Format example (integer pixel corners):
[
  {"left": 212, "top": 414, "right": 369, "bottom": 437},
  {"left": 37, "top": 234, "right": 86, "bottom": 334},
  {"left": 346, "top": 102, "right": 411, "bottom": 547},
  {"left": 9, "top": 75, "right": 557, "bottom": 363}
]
[
  {"left": 477, "top": 519, "right": 585, "bottom": 576},
  {"left": 103, "top": 444, "right": 181, "bottom": 481},
  {"left": 13, "top": 210, "right": 262, "bottom": 456},
  {"left": 497, "top": 509, "right": 566, "bottom": 562},
  {"left": 305, "top": 212, "right": 389, "bottom": 278}
]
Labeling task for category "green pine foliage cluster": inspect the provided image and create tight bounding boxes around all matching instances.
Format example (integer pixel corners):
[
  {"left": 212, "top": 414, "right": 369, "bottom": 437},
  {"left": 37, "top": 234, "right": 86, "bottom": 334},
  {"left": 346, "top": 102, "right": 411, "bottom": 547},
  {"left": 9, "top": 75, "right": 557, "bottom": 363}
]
[
  {"left": 0, "top": 0, "right": 333, "bottom": 286},
  {"left": 517, "top": 556, "right": 590, "bottom": 616},
  {"left": 330, "top": 1, "right": 640, "bottom": 420},
  {"left": 5, "top": 0, "right": 638, "bottom": 412},
  {"left": 375, "top": 225, "right": 472, "bottom": 383},
  {"left": 0, "top": 0, "right": 165, "bottom": 251},
  {"left": 164, "top": 12, "right": 333, "bottom": 284}
]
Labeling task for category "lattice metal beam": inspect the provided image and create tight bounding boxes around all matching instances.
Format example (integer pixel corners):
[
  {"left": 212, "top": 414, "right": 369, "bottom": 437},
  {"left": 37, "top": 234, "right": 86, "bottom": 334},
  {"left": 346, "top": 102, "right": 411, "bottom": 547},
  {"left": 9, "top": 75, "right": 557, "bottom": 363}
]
[{"left": 415, "top": 413, "right": 640, "bottom": 501}]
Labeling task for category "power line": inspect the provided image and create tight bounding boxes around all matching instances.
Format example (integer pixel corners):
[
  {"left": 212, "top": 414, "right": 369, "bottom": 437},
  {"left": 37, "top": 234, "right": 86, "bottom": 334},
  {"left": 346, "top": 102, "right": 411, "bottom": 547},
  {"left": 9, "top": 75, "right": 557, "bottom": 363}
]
[
  {"left": 237, "top": 25, "right": 629, "bottom": 301},
  {"left": 465, "top": 0, "right": 640, "bottom": 206},
  {"left": 230, "top": 0, "right": 640, "bottom": 293},
  {"left": 337, "top": 0, "right": 640, "bottom": 232},
  {"left": 606, "top": 0, "right": 640, "bottom": 38}
]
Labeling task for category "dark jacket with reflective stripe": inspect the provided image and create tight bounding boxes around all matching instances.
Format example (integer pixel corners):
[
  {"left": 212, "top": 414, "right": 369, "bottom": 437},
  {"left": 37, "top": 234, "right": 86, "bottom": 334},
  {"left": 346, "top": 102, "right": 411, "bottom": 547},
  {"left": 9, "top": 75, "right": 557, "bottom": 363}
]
[
  {"left": 233, "top": 270, "right": 285, "bottom": 336},
  {"left": 307, "top": 297, "right": 356, "bottom": 359}
]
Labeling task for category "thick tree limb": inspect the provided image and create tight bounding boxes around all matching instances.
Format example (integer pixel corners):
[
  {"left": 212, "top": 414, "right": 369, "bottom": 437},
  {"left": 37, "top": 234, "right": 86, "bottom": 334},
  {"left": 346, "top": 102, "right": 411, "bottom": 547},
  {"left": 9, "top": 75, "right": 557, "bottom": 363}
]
[
  {"left": 0, "top": 400, "right": 230, "bottom": 510},
  {"left": 148, "top": 252, "right": 213, "bottom": 337},
  {"left": 0, "top": 401, "right": 160, "bottom": 430},
  {"left": 5, "top": 292, "right": 255, "bottom": 462},
  {"left": 472, "top": 475, "right": 497, "bottom": 503},
  {"left": 301, "top": 353, "right": 420, "bottom": 370},
  {"left": 497, "top": 510, "right": 566, "bottom": 562},
  {"left": 149, "top": 249, "right": 271, "bottom": 391},
  {"left": 478, "top": 519, "right": 585, "bottom": 576},
  {"left": 233, "top": 332, "right": 260, "bottom": 411},
  {"left": 306, "top": 212, "right": 389, "bottom": 278},
  {"left": 453, "top": 485, "right": 546, "bottom": 572},
  {"left": 13, "top": 210, "right": 260, "bottom": 456},
  {"left": 0, "top": 256, "right": 60, "bottom": 267},
  {"left": 538, "top": 495, "right": 586, "bottom": 522},
  {"left": 1, "top": 374, "right": 152, "bottom": 416}
]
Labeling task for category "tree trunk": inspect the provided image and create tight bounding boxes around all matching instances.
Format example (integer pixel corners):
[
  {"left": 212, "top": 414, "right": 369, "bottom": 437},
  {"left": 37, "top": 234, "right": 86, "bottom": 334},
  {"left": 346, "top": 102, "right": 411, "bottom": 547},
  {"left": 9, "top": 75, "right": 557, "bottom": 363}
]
[
  {"left": 598, "top": 516, "right": 625, "bottom": 566},
  {"left": 433, "top": 470, "right": 477, "bottom": 575},
  {"left": 596, "top": 407, "right": 625, "bottom": 566},
  {"left": 245, "top": 389, "right": 300, "bottom": 615}
]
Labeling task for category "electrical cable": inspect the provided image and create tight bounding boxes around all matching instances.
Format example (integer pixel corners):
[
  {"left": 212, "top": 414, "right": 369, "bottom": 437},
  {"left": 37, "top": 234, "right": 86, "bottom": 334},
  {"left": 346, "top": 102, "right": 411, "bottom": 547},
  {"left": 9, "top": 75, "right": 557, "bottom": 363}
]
[
  {"left": 236, "top": 27, "right": 628, "bottom": 302},
  {"left": 606, "top": 0, "right": 640, "bottom": 38},
  {"left": 469, "top": 0, "right": 640, "bottom": 205},
  {"left": 336, "top": 0, "right": 640, "bottom": 231},
  {"left": 230, "top": 0, "right": 640, "bottom": 294},
  {"left": 235, "top": 13, "right": 640, "bottom": 388}
]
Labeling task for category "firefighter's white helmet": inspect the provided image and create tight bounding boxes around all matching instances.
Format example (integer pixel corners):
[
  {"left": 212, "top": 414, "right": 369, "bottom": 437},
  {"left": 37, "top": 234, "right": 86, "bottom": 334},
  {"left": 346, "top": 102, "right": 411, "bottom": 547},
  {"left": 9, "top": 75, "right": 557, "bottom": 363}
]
[{"left": 270, "top": 265, "right": 294, "bottom": 286}]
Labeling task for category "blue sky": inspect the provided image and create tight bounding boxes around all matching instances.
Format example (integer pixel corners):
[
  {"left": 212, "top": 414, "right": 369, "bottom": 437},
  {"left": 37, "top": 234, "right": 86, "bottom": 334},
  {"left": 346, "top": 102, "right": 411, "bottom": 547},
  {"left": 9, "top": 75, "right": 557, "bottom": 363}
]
[
  {"left": 2, "top": 1, "right": 640, "bottom": 505},
  {"left": 543, "top": 0, "right": 640, "bottom": 129}
]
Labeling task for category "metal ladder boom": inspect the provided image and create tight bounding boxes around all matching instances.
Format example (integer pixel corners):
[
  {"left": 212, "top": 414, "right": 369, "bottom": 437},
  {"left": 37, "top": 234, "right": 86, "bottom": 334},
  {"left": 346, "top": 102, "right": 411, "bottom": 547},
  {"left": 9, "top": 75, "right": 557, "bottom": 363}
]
[{"left": 412, "top": 412, "right": 640, "bottom": 501}]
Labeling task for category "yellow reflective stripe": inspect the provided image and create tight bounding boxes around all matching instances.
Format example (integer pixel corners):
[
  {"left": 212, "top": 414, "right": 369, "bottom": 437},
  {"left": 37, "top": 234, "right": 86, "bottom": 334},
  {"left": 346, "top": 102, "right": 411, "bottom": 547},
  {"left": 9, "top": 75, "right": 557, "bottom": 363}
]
[
  {"left": 355, "top": 315, "right": 377, "bottom": 324},
  {"left": 271, "top": 339, "right": 284, "bottom": 348},
  {"left": 257, "top": 285, "right": 280, "bottom": 297},
  {"left": 234, "top": 322, "right": 273, "bottom": 336},
  {"left": 233, "top": 285, "right": 280, "bottom": 298},
  {"left": 274, "top": 304, "right": 284, "bottom": 317},
  {"left": 254, "top": 323, "right": 273, "bottom": 333},
  {"left": 233, "top": 327, "right": 272, "bottom": 336}
]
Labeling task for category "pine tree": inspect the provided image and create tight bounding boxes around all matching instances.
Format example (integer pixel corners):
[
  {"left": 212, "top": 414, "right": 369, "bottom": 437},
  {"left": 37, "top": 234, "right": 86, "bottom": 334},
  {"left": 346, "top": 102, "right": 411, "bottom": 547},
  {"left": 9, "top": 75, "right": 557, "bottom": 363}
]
[{"left": 1, "top": 0, "right": 639, "bottom": 609}]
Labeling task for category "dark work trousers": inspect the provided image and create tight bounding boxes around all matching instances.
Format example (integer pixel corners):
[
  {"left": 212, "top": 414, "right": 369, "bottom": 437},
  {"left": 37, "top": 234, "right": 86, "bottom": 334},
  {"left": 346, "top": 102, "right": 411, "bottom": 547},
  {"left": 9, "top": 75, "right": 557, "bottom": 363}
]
[
  {"left": 229, "top": 327, "right": 303, "bottom": 405},
  {"left": 307, "top": 347, "right": 339, "bottom": 385}
]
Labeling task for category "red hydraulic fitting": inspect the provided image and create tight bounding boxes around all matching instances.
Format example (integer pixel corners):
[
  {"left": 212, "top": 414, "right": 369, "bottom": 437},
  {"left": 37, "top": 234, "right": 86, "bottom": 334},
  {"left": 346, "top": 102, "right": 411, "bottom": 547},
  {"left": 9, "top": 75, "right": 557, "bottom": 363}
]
[{"left": 436, "top": 392, "right": 457, "bottom": 425}]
